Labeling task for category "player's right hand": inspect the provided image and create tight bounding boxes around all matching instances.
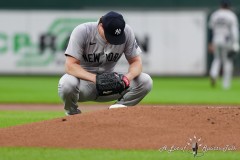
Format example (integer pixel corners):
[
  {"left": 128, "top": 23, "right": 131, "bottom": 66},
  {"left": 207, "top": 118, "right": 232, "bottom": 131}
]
[{"left": 208, "top": 44, "right": 215, "bottom": 53}]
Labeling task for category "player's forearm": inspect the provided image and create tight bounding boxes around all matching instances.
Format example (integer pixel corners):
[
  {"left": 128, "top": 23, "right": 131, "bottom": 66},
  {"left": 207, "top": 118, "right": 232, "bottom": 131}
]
[
  {"left": 126, "top": 57, "right": 142, "bottom": 81},
  {"left": 65, "top": 63, "right": 96, "bottom": 83},
  {"left": 231, "top": 25, "right": 239, "bottom": 52}
]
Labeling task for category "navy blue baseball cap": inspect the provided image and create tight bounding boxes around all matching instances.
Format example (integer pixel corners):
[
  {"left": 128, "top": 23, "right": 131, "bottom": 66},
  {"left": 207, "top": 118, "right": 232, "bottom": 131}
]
[{"left": 101, "top": 11, "right": 126, "bottom": 45}]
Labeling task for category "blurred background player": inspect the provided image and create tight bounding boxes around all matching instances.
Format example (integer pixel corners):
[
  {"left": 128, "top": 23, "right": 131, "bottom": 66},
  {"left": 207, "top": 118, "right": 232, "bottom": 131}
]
[{"left": 208, "top": 0, "right": 239, "bottom": 89}]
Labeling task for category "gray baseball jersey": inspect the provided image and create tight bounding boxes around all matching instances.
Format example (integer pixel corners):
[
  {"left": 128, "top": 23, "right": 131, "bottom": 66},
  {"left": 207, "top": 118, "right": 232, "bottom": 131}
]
[
  {"left": 65, "top": 22, "right": 142, "bottom": 73},
  {"left": 209, "top": 9, "right": 239, "bottom": 47},
  {"left": 59, "top": 21, "right": 153, "bottom": 114}
]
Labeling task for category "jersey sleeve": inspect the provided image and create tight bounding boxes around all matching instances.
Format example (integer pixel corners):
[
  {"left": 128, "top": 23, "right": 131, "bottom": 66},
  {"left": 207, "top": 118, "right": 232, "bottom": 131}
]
[
  {"left": 123, "top": 25, "right": 142, "bottom": 60},
  {"left": 231, "top": 13, "right": 239, "bottom": 43},
  {"left": 65, "top": 24, "right": 87, "bottom": 60},
  {"left": 208, "top": 12, "right": 215, "bottom": 29}
]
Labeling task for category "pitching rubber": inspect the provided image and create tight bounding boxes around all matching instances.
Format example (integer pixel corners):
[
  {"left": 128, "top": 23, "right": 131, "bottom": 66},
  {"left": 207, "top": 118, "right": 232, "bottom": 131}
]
[{"left": 109, "top": 104, "right": 127, "bottom": 109}]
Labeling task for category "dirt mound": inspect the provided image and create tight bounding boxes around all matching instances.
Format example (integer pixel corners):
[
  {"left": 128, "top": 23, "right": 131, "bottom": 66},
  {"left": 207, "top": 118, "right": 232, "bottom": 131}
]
[{"left": 0, "top": 106, "right": 239, "bottom": 150}]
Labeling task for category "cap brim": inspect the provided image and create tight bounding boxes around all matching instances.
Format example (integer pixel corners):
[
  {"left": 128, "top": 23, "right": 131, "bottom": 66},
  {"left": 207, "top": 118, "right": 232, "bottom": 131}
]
[{"left": 104, "top": 31, "right": 126, "bottom": 45}]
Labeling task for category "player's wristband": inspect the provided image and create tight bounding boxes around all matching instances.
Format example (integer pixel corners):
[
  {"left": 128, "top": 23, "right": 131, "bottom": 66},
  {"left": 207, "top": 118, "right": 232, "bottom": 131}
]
[{"left": 122, "top": 76, "right": 130, "bottom": 89}]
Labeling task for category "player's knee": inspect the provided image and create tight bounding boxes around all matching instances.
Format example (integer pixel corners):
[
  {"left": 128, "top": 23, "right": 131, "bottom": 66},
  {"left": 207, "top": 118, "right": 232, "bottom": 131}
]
[
  {"left": 58, "top": 74, "right": 79, "bottom": 95},
  {"left": 140, "top": 73, "right": 153, "bottom": 93}
]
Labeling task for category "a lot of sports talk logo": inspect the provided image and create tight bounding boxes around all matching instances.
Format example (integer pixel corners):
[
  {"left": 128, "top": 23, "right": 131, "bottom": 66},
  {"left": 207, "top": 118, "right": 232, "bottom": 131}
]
[{"left": 159, "top": 135, "right": 236, "bottom": 157}]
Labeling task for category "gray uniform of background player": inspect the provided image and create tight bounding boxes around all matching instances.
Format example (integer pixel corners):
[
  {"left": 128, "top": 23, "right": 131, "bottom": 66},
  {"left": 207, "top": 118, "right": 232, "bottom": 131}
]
[
  {"left": 58, "top": 22, "right": 153, "bottom": 112},
  {"left": 208, "top": 4, "right": 239, "bottom": 89}
]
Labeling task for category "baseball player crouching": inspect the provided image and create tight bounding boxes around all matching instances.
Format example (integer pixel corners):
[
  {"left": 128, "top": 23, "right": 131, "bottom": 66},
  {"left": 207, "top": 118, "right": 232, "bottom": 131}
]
[{"left": 58, "top": 11, "right": 153, "bottom": 115}]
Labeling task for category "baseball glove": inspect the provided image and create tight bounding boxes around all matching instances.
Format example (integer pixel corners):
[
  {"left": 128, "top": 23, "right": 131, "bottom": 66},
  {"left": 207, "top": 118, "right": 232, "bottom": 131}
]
[
  {"left": 228, "top": 43, "right": 239, "bottom": 59},
  {"left": 227, "top": 50, "right": 237, "bottom": 59},
  {"left": 96, "top": 72, "right": 130, "bottom": 96}
]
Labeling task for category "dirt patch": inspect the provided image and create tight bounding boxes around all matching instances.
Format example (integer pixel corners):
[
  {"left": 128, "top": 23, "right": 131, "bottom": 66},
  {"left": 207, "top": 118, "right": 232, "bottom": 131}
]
[{"left": 0, "top": 105, "right": 240, "bottom": 150}]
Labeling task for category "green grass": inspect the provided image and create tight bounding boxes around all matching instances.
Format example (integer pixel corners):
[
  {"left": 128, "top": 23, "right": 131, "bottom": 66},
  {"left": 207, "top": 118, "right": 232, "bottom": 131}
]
[
  {"left": 145, "top": 77, "right": 240, "bottom": 104},
  {"left": 0, "top": 76, "right": 239, "bottom": 104},
  {"left": 0, "top": 147, "right": 239, "bottom": 160},
  {"left": 0, "top": 76, "right": 61, "bottom": 104},
  {"left": 0, "top": 110, "right": 63, "bottom": 128}
]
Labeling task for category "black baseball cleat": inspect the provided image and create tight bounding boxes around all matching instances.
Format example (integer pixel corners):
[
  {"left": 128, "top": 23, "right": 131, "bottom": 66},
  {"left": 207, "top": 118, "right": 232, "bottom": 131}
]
[{"left": 65, "top": 108, "right": 81, "bottom": 116}]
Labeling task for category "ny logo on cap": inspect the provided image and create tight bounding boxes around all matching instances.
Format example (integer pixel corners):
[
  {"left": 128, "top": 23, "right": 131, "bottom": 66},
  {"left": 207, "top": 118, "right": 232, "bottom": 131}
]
[{"left": 115, "top": 29, "right": 121, "bottom": 35}]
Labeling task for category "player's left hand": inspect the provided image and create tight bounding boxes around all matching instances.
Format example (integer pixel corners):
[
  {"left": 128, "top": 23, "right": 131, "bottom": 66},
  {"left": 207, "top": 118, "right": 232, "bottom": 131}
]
[
  {"left": 96, "top": 72, "right": 130, "bottom": 96},
  {"left": 121, "top": 75, "right": 130, "bottom": 89}
]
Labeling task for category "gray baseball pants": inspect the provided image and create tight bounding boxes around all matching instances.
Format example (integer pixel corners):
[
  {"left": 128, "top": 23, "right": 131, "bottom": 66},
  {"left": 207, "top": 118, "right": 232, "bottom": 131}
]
[
  {"left": 58, "top": 73, "right": 153, "bottom": 111},
  {"left": 210, "top": 44, "right": 233, "bottom": 89}
]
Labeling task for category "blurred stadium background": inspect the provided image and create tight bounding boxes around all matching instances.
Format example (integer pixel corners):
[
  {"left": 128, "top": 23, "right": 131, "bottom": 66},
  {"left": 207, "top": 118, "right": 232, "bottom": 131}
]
[{"left": 0, "top": 0, "right": 239, "bottom": 76}]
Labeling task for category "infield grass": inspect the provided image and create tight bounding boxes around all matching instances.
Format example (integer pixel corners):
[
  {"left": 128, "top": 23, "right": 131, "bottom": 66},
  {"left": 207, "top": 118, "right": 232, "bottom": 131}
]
[
  {"left": 0, "top": 76, "right": 60, "bottom": 104},
  {"left": 148, "top": 77, "right": 240, "bottom": 104},
  {"left": 0, "top": 147, "right": 239, "bottom": 160},
  {"left": 0, "top": 110, "right": 63, "bottom": 128},
  {"left": 0, "top": 76, "right": 240, "bottom": 104}
]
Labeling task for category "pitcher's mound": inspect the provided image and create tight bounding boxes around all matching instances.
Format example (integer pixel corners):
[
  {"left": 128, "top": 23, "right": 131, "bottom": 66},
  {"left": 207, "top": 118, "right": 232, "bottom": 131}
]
[{"left": 0, "top": 106, "right": 239, "bottom": 150}]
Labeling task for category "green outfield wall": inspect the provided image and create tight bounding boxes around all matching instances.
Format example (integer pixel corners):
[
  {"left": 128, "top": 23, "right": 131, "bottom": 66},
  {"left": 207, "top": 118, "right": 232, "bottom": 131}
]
[{"left": 0, "top": 0, "right": 240, "bottom": 9}]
